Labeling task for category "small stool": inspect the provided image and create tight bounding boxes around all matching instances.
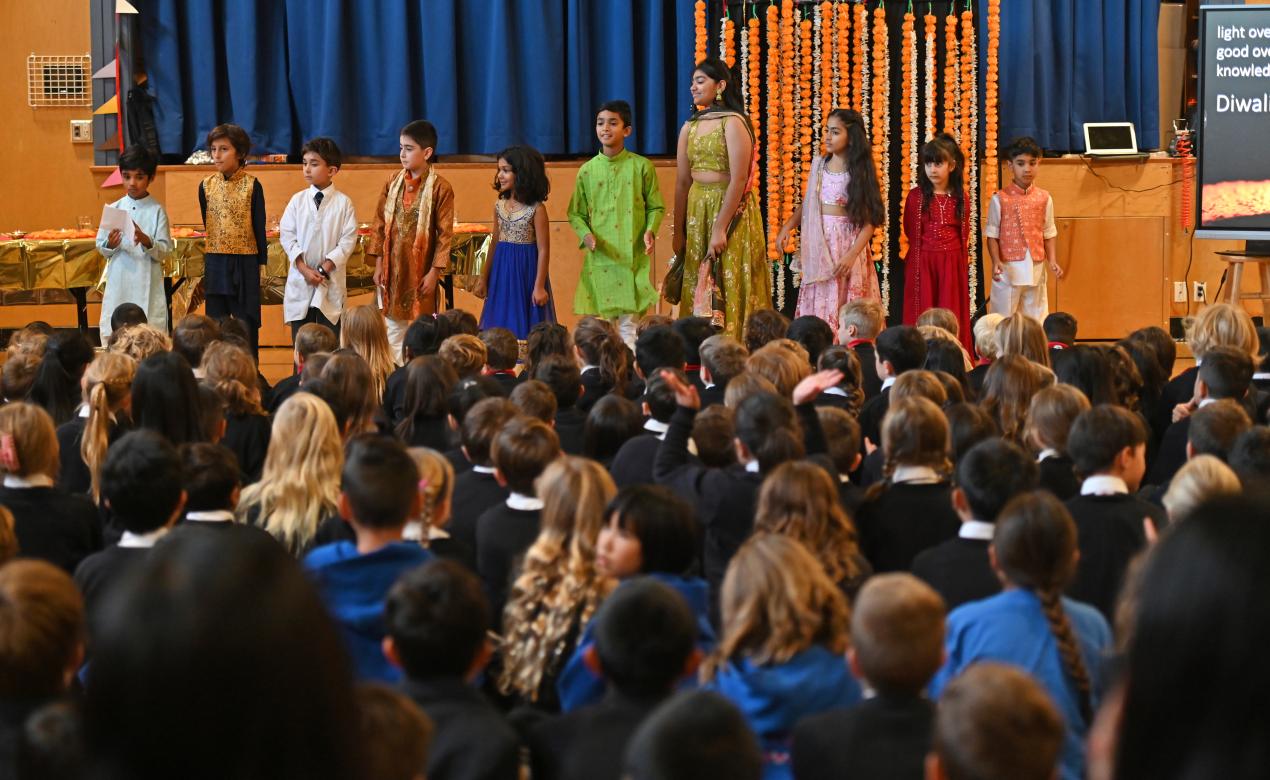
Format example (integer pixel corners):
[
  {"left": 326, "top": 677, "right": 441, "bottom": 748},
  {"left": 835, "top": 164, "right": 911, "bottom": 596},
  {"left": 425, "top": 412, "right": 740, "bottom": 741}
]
[{"left": 1216, "top": 251, "right": 1270, "bottom": 320}]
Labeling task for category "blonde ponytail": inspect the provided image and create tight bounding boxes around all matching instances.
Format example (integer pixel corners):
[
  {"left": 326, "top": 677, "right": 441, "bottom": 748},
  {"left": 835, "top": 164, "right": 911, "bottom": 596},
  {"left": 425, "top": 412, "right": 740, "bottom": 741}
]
[{"left": 79, "top": 352, "right": 136, "bottom": 501}]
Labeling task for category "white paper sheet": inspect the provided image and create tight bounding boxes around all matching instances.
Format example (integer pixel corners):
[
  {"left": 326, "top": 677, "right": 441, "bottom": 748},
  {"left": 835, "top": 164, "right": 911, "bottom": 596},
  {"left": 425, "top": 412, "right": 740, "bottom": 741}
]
[{"left": 99, "top": 205, "right": 134, "bottom": 247}]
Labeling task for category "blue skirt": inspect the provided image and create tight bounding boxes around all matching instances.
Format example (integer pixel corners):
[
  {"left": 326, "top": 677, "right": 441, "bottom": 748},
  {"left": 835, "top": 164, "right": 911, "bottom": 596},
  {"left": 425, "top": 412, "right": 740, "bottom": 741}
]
[{"left": 479, "top": 241, "right": 556, "bottom": 338}]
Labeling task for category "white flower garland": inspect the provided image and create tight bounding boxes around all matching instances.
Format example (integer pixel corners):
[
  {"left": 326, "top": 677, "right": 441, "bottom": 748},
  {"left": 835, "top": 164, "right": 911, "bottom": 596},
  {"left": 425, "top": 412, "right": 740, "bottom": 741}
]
[
  {"left": 719, "top": 14, "right": 728, "bottom": 62},
  {"left": 812, "top": 3, "right": 823, "bottom": 158},
  {"left": 924, "top": 14, "right": 936, "bottom": 141},
  {"left": 740, "top": 11, "right": 750, "bottom": 107},
  {"left": 907, "top": 16, "right": 918, "bottom": 192},
  {"left": 965, "top": 13, "right": 980, "bottom": 315},
  {"left": 878, "top": 11, "right": 891, "bottom": 313},
  {"left": 860, "top": 2, "right": 871, "bottom": 134}
]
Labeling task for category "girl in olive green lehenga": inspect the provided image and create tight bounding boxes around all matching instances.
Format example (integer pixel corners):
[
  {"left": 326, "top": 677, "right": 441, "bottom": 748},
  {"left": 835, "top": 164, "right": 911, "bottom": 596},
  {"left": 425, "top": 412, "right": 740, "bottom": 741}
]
[{"left": 672, "top": 58, "right": 771, "bottom": 339}]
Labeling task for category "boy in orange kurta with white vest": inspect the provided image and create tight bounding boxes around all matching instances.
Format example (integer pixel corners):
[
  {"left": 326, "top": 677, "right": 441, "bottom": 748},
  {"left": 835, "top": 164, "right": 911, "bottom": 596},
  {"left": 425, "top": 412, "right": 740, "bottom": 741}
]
[{"left": 985, "top": 137, "right": 1063, "bottom": 320}]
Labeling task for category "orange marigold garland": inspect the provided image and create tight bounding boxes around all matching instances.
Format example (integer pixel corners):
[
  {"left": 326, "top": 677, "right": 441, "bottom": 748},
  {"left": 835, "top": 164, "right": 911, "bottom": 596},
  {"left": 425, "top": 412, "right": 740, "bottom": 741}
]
[
  {"left": 924, "top": 8, "right": 937, "bottom": 141},
  {"left": 818, "top": 1, "right": 834, "bottom": 132},
  {"left": 959, "top": 9, "right": 974, "bottom": 160},
  {"left": 984, "top": 0, "right": 1001, "bottom": 191},
  {"left": 900, "top": 7, "right": 916, "bottom": 258},
  {"left": 781, "top": 0, "right": 797, "bottom": 247},
  {"left": 695, "top": 0, "right": 708, "bottom": 66},
  {"left": 944, "top": 11, "right": 959, "bottom": 140},
  {"left": 872, "top": 2, "right": 891, "bottom": 310},
  {"left": 766, "top": 2, "right": 783, "bottom": 260},
  {"left": 799, "top": 11, "right": 813, "bottom": 197},
  {"left": 747, "top": 12, "right": 761, "bottom": 152},
  {"left": 836, "top": 0, "right": 851, "bottom": 109},
  {"left": 961, "top": 4, "right": 980, "bottom": 314},
  {"left": 721, "top": 13, "right": 737, "bottom": 69}
]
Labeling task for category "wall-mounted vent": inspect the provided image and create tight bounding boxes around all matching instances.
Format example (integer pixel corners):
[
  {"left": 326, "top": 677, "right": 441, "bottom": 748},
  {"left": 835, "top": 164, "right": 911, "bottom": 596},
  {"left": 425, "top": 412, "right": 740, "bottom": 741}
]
[{"left": 27, "top": 54, "right": 92, "bottom": 107}]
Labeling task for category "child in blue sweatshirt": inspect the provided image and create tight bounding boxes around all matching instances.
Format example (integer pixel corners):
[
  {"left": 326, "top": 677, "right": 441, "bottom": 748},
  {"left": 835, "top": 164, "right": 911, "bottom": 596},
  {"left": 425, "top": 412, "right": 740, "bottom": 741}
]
[
  {"left": 702, "top": 534, "right": 862, "bottom": 780},
  {"left": 305, "top": 435, "right": 432, "bottom": 682}
]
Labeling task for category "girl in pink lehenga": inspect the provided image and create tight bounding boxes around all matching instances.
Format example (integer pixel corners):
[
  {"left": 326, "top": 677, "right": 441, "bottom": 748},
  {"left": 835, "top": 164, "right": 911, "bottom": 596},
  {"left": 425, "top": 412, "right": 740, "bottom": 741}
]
[{"left": 777, "top": 109, "right": 885, "bottom": 338}]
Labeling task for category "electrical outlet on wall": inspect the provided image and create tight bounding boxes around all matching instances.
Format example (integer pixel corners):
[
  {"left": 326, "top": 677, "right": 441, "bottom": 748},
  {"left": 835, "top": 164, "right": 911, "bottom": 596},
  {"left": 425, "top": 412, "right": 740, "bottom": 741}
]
[
  {"left": 1174, "top": 281, "right": 1187, "bottom": 302},
  {"left": 1194, "top": 281, "right": 1207, "bottom": 302},
  {"left": 70, "top": 120, "right": 92, "bottom": 143}
]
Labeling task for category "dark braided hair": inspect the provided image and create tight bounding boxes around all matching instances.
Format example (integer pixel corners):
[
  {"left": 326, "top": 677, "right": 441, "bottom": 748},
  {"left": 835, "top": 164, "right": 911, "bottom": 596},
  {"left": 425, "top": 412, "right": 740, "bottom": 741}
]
[{"left": 992, "top": 491, "right": 1093, "bottom": 725}]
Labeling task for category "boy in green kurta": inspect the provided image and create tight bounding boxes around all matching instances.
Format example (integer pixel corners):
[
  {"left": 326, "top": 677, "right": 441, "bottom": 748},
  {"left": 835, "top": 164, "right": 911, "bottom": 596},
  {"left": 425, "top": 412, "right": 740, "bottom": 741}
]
[{"left": 568, "top": 100, "right": 665, "bottom": 348}]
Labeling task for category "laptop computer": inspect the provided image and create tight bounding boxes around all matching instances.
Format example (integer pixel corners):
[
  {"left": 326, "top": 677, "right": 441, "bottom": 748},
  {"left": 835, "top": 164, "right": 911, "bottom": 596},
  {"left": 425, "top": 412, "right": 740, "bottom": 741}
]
[{"left": 1083, "top": 122, "right": 1143, "bottom": 158}]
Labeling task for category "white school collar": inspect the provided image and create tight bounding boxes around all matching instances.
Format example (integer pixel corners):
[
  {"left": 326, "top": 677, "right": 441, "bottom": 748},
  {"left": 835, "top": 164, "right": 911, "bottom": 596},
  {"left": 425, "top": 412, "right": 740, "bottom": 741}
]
[
  {"left": 3, "top": 474, "right": 54, "bottom": 489},
  {"left": 581, "top": 364, "right": 598, "bottom": 374},
  {"left": 823, "top": 386, "right": 848, "bottom": 397},
  {"left": 119, "top": 526, "right": 170, "bottom": 549},
  {"left": 959, "top": 520, "right": 995, "bottom": 541},
  {"left": 744, "top": 460, "right": 760, "bottom": 473},
  {"left": 1038, "top": 448, "right": 1061, "bottom": 462},
  {"left": 77, "top": 405, "right": 117, "bottom": 422},
  {"left": 1254, "top": 372, "right": 1270, "bottom": 381},
  {"left": 184, "top": 510, "right": 235, "bottom": 523},
  {"left": 892, "top": 465, "right": 942, "bottom": 485},
  {"left": 1197, "top": 397, "right": 1218, "bottom": 408},
  {"left": 1080, "top": 475, "right": 1129, "bottom": 497},
  {"left": 472, "top": 465, "right": 496, "bottom": 475},
  {"left": 644, "top": 418, "right": 670, "bottom": 440},
  {"left": 506, "top": 492, "right": 544, "bottom": 511},
  {"left": 881, "top": 376, "right": 896, "bottom": 391}
]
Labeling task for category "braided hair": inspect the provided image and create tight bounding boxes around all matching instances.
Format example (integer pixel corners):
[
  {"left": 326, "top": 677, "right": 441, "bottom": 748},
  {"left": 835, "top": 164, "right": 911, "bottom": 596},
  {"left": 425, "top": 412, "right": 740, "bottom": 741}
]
[{"left": 992, "top": 491, "right": 1093, "bottom": 725}]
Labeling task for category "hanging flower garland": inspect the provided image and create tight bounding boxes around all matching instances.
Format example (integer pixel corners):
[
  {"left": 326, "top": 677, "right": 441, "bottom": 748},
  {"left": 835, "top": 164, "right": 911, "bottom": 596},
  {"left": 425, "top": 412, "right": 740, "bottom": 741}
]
[
  {"left": 872, "top": 1, "right": 891, "bottom": 311},
  {"left": 812, "top": 3, "right": 824, "bottom": 167},
  {"left": 777, "top": 0, "right": 797, "bottom": 309},
  {"left": 944, "top": 11, "right": 959, "bottom": 139},
  {"left": 819, "top": 2, "right": 834, "bottom": 133},
  {"left": 858, "top": 1, "right": 871, "bottom": 132},
  {"left": 836, "top": 1, "right": 851, "bottom": 109},
  {"left": 799, "top": 11, "right": 813, "bottom": 197},
  {"left": 748, "top": 11, "right": 762, "bottom": 154},
  {"left": 722, "top": 13, "right": 737, "bottom": 68},
  {"left": 900, "top": 7, "right": 916, "bottom": 258},
  {"left": 984, "top": 0, "right": 1001, "bottom": 192},
  {"left": 961, "top": 4, "right": 979, "bottom": 314},
  {"left": 695, "top": 0, "right": 708, "bottom": 66},
  {"left": 924, "top": 8, "right": 937, "bottom": 141},
  {"left": 766, "top": 2, "right": 783, "bottom": 260}
]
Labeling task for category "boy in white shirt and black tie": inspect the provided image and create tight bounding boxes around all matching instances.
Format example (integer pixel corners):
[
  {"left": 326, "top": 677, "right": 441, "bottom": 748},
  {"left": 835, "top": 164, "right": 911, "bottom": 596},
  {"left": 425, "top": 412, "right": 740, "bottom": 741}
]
[{"left": 279, "top": 137, "right": 358, "bottom": 342}]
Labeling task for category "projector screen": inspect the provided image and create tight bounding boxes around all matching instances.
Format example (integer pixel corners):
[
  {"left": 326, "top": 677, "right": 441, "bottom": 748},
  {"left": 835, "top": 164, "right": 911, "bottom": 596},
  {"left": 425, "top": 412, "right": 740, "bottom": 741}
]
[{"left": 1197, "top": 4, "right": 1270, "bottom": 240}]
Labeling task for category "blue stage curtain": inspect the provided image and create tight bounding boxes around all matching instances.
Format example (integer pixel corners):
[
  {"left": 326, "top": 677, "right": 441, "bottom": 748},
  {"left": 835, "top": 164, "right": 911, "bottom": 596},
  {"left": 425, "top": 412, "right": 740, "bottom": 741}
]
[
  {"left": 137, "top": 0, "right": 294, "bottom": 155},
  {"left": 139, "top": 0, "right": 693, "bottom": 158},
  {"left": 986, "top": 0, "right": 1160, "bottom": 152}
]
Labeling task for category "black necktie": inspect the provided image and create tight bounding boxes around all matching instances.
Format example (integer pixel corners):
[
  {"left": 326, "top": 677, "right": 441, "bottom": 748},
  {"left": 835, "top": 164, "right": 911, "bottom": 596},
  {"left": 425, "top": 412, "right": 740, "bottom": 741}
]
[{"left": 314, "top": 191, "right": 324, "bottom": 209}]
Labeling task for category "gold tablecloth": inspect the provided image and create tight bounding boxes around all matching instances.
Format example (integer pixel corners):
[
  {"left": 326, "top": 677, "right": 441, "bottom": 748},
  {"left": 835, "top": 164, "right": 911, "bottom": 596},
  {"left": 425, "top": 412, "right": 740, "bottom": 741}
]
[{"left": 0, "top": 232, "right": 491, "bottom": 303}]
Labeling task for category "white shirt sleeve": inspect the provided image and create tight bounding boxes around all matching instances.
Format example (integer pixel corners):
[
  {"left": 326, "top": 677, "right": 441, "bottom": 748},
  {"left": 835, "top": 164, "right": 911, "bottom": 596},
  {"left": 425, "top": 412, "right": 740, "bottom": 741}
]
[
  {"left": 983, "top": 193, "right": 1002, "bottom": 238},
  {"left": 326, "top": 196, "right": 358, "bottom": 271},
  {"left": 278, "top": 192, "right": 305, "bottom": 263},
  {"left": 1043, "top": 195, "right": 1058, "bottom": 239},
  {"left": 147, "top": 205, "right": 171, "bottom": 262}
]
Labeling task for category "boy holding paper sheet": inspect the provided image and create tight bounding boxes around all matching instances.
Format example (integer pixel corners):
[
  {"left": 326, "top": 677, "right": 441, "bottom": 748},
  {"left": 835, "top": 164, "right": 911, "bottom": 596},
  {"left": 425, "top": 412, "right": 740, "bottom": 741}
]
[{"left": 96, "top": 146, "right": 171, "bottom": 340}]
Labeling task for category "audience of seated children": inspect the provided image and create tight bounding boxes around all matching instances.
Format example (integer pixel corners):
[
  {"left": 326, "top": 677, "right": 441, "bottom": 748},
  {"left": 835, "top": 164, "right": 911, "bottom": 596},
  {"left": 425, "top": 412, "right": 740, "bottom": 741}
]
[
  {"left": 443, "top": 375, "right": 507, "bottom": 474},
  {"left": 476, "top": 416, "right": 561, "bottom": 624},
  {"left": 994, "top": 315, "right": 1052, "bottom": 370},
  {"left": 394, "top": 356, "right": 460, "bottom": 451},
  {"left": 341, "top": 304, "right": 398, "bottom": 406},
  {"left": 979, "top": 353, "right": 1051, "bottom": 444},
  {"left": 754, "top": 460, "right": 872, "bottom": 602},
  {"left": 74, "top": 431, "right": 186, "bottom": 621},
  {"left": 793, "top": 574, "right": 945, "bottom": 780},
  {"left": 1160, "top": 454, "right": 1242, "bottom": 524},
  {"left": 1149, "top": 345, "right": 1253, "bottom": 485},
  {"left": 702, "top": 535, "right": 861, "bottom": 780},
  {"left": 931, "top": 492, "right": 1111, "bottom": 780},
  {"left": 304, "top": 434, "right": 431, "bottom": 682},
  {"left": 535, "top": 354, "right": 587, "bottom": 455},
  {"left": 201, "top": 341, "right": 271, "bottom": 482},
  {"left": 529, "top": 578, "right": 700, "bottom": 780},
  {"left": 439, "top": 334, "right": 488, "bottom": 381},
  {"left": 623, "top": 690, "right": 762, "bottom": 780},
  {"left": 481, "top": 327, "right": 521, "bottom": 394},
  {"left": 509, "top": 378, "right": 558, "bottom": 423},
  {"left": 787, "top": 316, "right": 835, "bottom": 371},
  {"left": 858, "top": 325, "right": 927, "bottom": 449},
  {"left": 107, "top": 323, "right": 171, "bottom": 365},
  {"left": 385, "top": 559, "right": 520, "bottom": 780},
  {"left": 812, "top": 345, "right": 865, "bottom": 415},
  {"left": 583, "top": 395, "right": 643, "bottom": 468},
  {"left": 237, "top": 393, "right": 344, "bottom": 556},
  {"left": 130, "top": 351, "right": 205, "bottom": 446},
  {"left": 1162, "top": 302, "right": 1257, "bottom": 413},
  {"left": 354, "top": 683, "right": 433, "bottom": 780},
  {"left": 1064, "top": 404, "right": 1166, "bottom": 619},
  {"left": 912, "top": 438, "right": 1039, "bottom": 609},
  {"left": 854, "top": 397, "right": 961, "bottom": 572},
  {"left": 838, "top": 299, "right": 885, "bottom": 399},
  {"left": 559, "top": 484, "right": 714, "bottom": 711},
  {"left": 0, "top": 403, "right": 100, "bottom": 573},
  {"left": 498, "top": 457, "right": 616, "bottom": 712},
  {"left": 742, "top": 309, "right": 789, "bottom": 355},
  {"left": 689, "top": 404, "right": 737, "bottom": 468},
  {"left": 1024, "top": 384, "right": 1089, "bottom": 500},
  {"left": 1228, "top": 425, "right": 1270, "bottom": 488},
  {"left": 0, "top": 560, "right": 85, "bottom": 778},
  {"left": 815, "top": 405, "right": 865, "bottom": 513},
  {"left": 270, "top": 322, "right": 337, "bottom": 414},
  {"left": 384, "top": 315, "right": 453, "bottom": 423},
  {"left": 572, "top": 318, "right": 634, "bottom": 412},
  {"left": 927, "top": 663, "right": 1064, "bottom": 780},
  {"left": 698, "top": 334, "right": 749, "bottom": 408},
  {"left": 746, "top": 341, "right": 813, "bottom": 399},
  {"left": 450, "top": 398, "right": 518, "bottom": 556},
  {"left": 609, "top": 370, "right": 680, "bottom": 487},
  {"left": 55, "top": 352, "right": 134, "bottom": 499}
]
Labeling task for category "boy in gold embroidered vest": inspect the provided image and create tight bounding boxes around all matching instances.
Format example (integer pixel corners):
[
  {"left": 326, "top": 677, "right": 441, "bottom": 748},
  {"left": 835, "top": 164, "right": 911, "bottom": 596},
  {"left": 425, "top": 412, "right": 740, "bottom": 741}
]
[
  {"left": 367, "top": 120, "right": 456, "bottom": 364},
  {"left": 985, "top": 137, "right": 1062, "bottom": 321},
  {"left": 198, "top": 124, "right": 267, "bottom": 358}
]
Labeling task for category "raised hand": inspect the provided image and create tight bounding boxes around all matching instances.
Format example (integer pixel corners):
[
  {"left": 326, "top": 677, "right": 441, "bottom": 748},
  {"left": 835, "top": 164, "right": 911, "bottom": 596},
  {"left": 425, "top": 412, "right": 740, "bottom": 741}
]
[
  {"left": 791, "top": 369, "right": 845, "bottom": 405},
  {"left": 659, "top": 368, "right": 701, "bottom": 410}
]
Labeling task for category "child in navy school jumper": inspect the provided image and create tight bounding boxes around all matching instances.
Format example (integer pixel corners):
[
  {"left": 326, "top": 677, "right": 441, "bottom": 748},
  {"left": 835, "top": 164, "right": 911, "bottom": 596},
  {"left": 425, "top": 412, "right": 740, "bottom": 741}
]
[
  {"left": 449, "top": 398, "right": 518, "bottom": 560},
  {"left": 837, "top": 298, "right": 886, "bottom": 400},
  {"left": 557, "top": 485, "right": 715, "bottom": 712},
  {"left": 932, "top": 491, "right": 1110, "bottom": 780},
  {"left": 1064, "top": 405, "right": 1165, "bottom": 620},
  {"left": 608, "top": 371, "right": 679, "bottom": 488},
  {"left": 385, "top": 560, "right": 520, "bottom": 780},
  {"left": 814, "top": 405, "right": 867, "bottom": 515},
  {"left": 305, "top": 435, "right": 432, "bottom": 682},
  {"left": 854, "top": 397, "right": 961, "bottom": 573},
  {"left": 912, "top": 438, "right": 1039, "bottom": 610},
  {"left": 702, "top": 535, "right": 861, "bottom": 780},
  {"left": 792, "top": 574, "right": 945, "bottom": 780},
  {"left": 529, "top": 578, "right": 701, "bottom": 780},
  {"left": 534, "top": 354, "right": 587, "bottom": 455},
  {"left": 474, "top": 416, "right": 562, "bottom": 627},
  {"left": 674, "top": 317, "right": 716, "bottom": 395},
  {"left": 857, "top": 325, "right": 927, "bottom": 451},
  {"left": 698, "top": 334, "right": 750, "bottom": 408},
  {"left": 1026, "top": 384, "right": 1089, "bottom": 500}
]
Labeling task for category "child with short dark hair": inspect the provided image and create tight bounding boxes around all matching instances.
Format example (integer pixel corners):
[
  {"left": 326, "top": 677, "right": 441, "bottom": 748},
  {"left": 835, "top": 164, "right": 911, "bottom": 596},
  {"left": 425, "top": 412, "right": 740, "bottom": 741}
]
[
  {"left": 481, "top": 326, "right": 521, "bottom": 392},
  {"left": 912, "top": 438, "right": 1039, "bottom": 609},
  {"left": 199, "top": 124, "right": 267, "bottom": 356},
  {"left": 932, "top": 492, "right": 1110, "bottom": 780},
  {"left": 634, "top": 325, "right": 687, "bottom": 379},
  {"left": 1065, "top": 405, "right": 1166, "bottom": 619},
  {"left": 691, "top": 405, "right": 737, "bottom": 468},
  {"left": 354, "top": 683, "right": 433, "bottom": 780},
  {"left": 268, "top": 321, "right": 337, "bottom": 414},
  {"left": 816, "top": 406, "right": 865, "bottom": 512},
  {"left": 858, "top": 325, "right": 928, "bottom": 449},
  {"left": 1187, "top": 398, "right": 1252, "bottom": 462},
  {"left": 510, "top": 378, "right": 558, "bottom": 423},
  {"left": 1228, "top": 425, "right": 1270, "bottom": 486},
  {"left": 793, "top": 573, "right": 945, "bottom": 780},
  {"left": 698, "top": 333, "right": 749, "bottom": 407},
  {"left": 384, "top": 559, "right": 520, "bottom": 780},
  {"left": 279, "top": 136, "right": 357, "bottom": 345},
  {"left": 368, "top": 120, "right": 456, "bottom": 359},
  {"left": 1044, "top": 311, "right": 1078, "bottom": 349},
  {"left": 609, "top": 370, "right": 680, "bottom": 487},
  {"left": 530, "top": 579, "right": 699, "bottom": 780},
  {"left": 674, "top": 317, "right": 716, "bottom": 393},
  {"left": 74, "top": 430, "right": 186, "bottom": 620},
  {"left": 450, "top": 398, "right": 519, "bottom": 557},
  {"left": 1149, "top": 344, "right": 1254, "bottom": 484},
  {"left": 985, "top": 136, "right": 1060, "bottom": 321},
  {"left": 179, "top": 442, "right": 241, "bottom": 520},
  {"left": 305, "top": 434, "right": 431, "bottom": 681},
  {"left": 623, "top": 690, "right": 762, "bottom": 780},
  {"left": 97, "top": 146, "right": 170, "bottom": 341},
  {"left": 476, "top": 416, "right": 561, "bottom": 623},
  {"left": 928, "top": 663, "right": 1065, "bottom": 780},
  {"left": 568, "top": 99, "right": 665, "bottom": 348},
  {"left": 584, "top": 395, "right": 643, "bottom": 467},
  {"left": 535, "top": 354, "right": 586, "bottom": 454}
]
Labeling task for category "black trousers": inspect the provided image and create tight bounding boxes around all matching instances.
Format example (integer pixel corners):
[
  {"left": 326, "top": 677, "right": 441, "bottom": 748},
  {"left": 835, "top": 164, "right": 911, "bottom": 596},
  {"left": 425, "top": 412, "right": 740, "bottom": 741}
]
[{"left": 288, "top": 307, "right": 341, "bottom": 344}]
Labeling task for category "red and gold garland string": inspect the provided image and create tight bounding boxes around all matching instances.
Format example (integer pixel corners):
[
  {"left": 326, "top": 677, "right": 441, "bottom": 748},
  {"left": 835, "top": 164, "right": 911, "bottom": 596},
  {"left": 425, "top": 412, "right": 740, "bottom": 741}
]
[
  {"left": 836, "top": 1, "right": 851, "bottom": 109},
  {"left": 944, "top": 12, "right": 959, "bottom": 138},
  {"left": 872, "top": 2, "right": 891, "bottom": 308},
  {"left": 766, "top": 2, "right": 783, "bottom": 259},
  {"left": 984, "top": 0, "right": 1001, "bottom": 191},
  {"left": 900, "top": 8, "right": 916, "bottom": 258},
  {"left": 781, "top": 0, "right": 797, "bottom": 252},
  {"left": 694, "top": 0, "right": 708, "bottom": 67}
]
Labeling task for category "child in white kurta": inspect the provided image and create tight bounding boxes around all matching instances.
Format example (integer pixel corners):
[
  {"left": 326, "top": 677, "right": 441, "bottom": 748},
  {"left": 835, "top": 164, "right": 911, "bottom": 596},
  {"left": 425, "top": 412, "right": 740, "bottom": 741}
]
[{"left": 96, "top": 147, "right": 171, "bottom": 341}]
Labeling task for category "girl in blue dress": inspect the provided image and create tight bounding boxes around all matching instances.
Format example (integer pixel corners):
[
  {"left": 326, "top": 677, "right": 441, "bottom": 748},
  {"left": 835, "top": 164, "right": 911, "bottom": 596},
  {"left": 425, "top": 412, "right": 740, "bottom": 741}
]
[{"left": 476, "top": 145, "right": 556, "bottom": 337}]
